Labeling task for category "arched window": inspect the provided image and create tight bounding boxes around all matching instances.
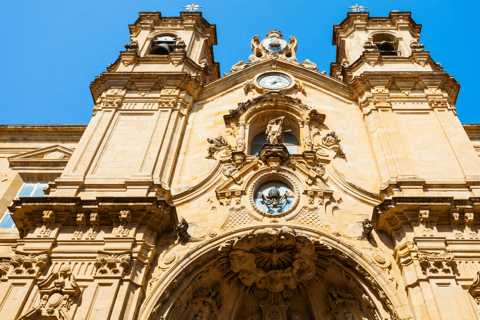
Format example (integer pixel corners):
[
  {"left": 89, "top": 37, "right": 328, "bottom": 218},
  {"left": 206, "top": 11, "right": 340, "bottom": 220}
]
[
  {"left": 150, "top": 36, "right": 176, "bottom": 55},
  {"left": 251, "top": 132, "right": 300, "bottom": 155},
  {"left": 372, "top": 34, "right": 398, "bottom": 56}
]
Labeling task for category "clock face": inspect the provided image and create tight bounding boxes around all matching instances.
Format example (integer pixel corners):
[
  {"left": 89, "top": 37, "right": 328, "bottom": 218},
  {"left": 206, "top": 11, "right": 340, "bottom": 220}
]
[{"left": 258, "top": 72, "right": 292, "bottom": 90}]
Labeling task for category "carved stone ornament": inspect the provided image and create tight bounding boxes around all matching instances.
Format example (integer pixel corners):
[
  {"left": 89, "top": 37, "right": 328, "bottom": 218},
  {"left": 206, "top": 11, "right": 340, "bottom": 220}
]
[
  {"left": 94, "top": 251, "right": 131, "bottom": 276},
  {"left": 469, "top": 271, "right": 480, "bottom": 304},
  {"left": 320, "top": 132, "right": 345, "bottom": 158},
  {"left": 125, "top": 40, "right": 139, "bottom": 52},
  {"left": 11, "top": 251, "right": 49, "bottom": 276},
  {"left": 101, "top": 97, "right": 122, "bottom": 108},
  {"left": 418, "top": 208, "right": 433, "bottom": 236},
  {"left": 299, "top": 59, "right": 318, "bottom": 71},
  {"left": 231, "top": 31, "right": 320, "bottom": 73},
  {"left": 206, "top": 136, "right": 232, "bottom": 160},
  {"left": 176, "top": 218, "right": 190, "bottom": 242},
  {"left": 19, "top": 262, "right": 81, "bottom": 320},
  {"left": 116, "top": 209, "right": 131, "bottom": 237},
  {"left": 85, "top": 211, "right": 99, "bottom": 240},
  {"left": 0, "top": 261, "right": 10, "bottom": 279},
  {"left": 172, "top": 39, "right": 187, "bottom": 52},
  {"left": 362, "top": 219, "right": 373, "bottom": 239},
  {"left": 177, "top": 286, "right": 222, "bottom": 320},
  {"left": 258, "top": 144, "right": 290, "bottom": 171},
  {"left": 38, "top": 210, "right": 55, "bottom": 237},
  {"left": 410, "top": 39, "right": 425, "bottom": 52},
  {"left": 417, "top": 251, "right": 455, "bottom": 275},
  {"left": 72, "top": 212, "right": 86, "bottom": 240},
  {"left": 326, "top": 285, "right": 370, "bottom": 320},
  {"left": 217, "top": 227, "right": 329, "bottom": 293},
  {"left": 266, "top": 116, "right": 285, "bottom": 144},
  {"left": 363, "top": 40, "right": 377, "bottom": 52}
]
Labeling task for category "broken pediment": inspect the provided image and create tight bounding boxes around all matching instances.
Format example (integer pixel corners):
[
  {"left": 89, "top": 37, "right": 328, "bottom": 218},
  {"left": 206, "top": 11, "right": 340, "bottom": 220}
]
[{"left": 8, "top": 145, "right": 74, "bottom": 169}]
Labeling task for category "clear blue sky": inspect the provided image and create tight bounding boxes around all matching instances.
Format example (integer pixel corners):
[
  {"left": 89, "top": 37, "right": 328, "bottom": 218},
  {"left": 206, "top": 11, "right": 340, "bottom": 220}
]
[{"left": 1, "top": 0, "right": 476, "bottom": 124}]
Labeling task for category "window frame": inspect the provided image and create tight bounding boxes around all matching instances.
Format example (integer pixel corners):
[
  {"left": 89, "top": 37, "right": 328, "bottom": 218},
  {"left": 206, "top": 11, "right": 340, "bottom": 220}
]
[{"left": 0, "top": 182, "right": 48, "bottom": 229}]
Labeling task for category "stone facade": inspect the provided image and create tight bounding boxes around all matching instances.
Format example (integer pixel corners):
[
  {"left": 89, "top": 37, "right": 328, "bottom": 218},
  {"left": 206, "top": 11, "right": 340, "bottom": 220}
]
[{"left": 0, "top": 10, "right": 479, "bottom": 320}]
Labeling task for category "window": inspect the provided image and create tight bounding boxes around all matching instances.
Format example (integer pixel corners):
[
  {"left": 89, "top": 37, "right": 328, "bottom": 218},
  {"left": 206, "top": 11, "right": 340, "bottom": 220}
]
[
  {"left": 251, "top": 132, "right": 300, "bottom": 155},
  {"left": 0, "top": 182, "right": 48, "bottom": 229},
  {"left": 150, "top": 36, "right": 176, "bottom": 55}
]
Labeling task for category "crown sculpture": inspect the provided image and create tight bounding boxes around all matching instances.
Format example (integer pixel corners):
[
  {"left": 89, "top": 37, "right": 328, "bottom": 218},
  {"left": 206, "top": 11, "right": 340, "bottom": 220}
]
[{"left": 231, "top": 30, "right": 318, "bottom": 73}]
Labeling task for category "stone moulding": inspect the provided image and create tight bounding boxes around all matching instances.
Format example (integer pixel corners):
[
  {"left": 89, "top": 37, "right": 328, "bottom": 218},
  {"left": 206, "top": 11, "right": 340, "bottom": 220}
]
[
  {"left": 223, "top": 91, "right": 313, "bottom": 125},
  {"left": 372, "top": 197, "right": 479, "bottom": 242}
]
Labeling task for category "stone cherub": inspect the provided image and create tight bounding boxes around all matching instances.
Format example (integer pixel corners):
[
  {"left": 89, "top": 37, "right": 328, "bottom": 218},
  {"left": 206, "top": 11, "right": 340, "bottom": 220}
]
[
  {"left": 266, "top": 116, "right": 286, "bottom": 144},
  {"left": 206, "top": 136, "right": 228, "bottom": 159}
]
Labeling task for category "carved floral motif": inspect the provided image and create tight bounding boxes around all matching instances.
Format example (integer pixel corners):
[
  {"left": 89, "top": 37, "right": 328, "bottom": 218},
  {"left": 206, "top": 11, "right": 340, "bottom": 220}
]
[
  {"left": 11, "top": 251, "right": 49, "bottom": 275},
  {"left": 94, "top": 252, "right": 131, "bottom": 276},
  {"left": 418, "top": 251, "right": 455, "bottom": 275}
]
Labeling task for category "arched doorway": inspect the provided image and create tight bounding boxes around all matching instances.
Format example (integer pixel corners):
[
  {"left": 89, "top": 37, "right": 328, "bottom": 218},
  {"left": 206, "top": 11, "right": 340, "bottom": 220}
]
[{"left": 140, "top": 226, "right": 406, "bottom": 320}]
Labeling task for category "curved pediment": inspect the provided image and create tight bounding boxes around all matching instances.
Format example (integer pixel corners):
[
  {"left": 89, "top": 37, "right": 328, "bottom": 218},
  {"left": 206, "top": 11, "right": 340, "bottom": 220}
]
[{"left": 223, "top": 91, "right": 326, "bottom": 125}]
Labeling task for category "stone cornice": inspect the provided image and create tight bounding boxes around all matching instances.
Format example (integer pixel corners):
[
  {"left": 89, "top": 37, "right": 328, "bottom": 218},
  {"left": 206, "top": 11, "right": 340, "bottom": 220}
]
[
  {"left": 9, "top": 196, "right": 177, "bottom": 239},
  {"left": 198, "top": 59, "right": 352, "bottom": 102},
  {"left": 89, "top": 71, "right": 201, "bottom": 104},
  {"left": 349, "top": 71, "right": 460, "bottom": 108}
]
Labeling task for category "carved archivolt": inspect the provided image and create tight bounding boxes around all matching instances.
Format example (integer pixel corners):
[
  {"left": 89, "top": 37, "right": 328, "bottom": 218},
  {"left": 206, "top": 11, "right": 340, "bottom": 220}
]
[{"left": 142, "top": 226, "right": 405, "bottom": 320}]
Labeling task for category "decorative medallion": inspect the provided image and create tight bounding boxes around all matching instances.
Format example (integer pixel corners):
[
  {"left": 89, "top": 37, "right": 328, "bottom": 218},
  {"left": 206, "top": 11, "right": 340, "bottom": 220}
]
[{"left": 254, "top": 182, "right": 294, "bottom": 214}]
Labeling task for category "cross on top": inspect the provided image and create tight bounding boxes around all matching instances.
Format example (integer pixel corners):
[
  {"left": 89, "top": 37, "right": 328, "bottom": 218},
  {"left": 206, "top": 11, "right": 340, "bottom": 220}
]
[
  {"left": 348, "top": 4, "right": 368, "bottom": 11},
  {"left": 183, "top": 3, "right": 202, "bottom": 12}
]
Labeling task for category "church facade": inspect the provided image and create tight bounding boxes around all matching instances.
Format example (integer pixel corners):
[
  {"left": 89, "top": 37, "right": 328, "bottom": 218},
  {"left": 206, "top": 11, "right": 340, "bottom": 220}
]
[{"left": 1, "top": 10, "right": 480, "bottom": 320}]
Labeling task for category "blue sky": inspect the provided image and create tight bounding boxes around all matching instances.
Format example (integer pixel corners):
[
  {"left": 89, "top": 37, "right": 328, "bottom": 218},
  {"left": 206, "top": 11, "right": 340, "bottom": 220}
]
[{"left": 1, "top": 0, "right": 476, "bottom": 124}]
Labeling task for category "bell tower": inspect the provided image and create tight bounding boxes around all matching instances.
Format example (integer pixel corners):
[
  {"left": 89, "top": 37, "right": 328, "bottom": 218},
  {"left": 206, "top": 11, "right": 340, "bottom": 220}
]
[
  {"left": 49, "top": 11, "right": 219, "bottom": 199},
  {"left": 330, "top": 11, "right": 436, "bottom": 82}
]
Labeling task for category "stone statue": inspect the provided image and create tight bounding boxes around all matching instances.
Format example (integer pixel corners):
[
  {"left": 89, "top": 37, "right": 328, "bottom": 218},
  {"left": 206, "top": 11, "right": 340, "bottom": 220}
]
[
  {"left": 266, "top": 116, "right": 285, "bottom": 144},
  {"left": 177, "top": 218, "right": 190, "bottom": 241},
  {"left": 362, "top": 219, "right": 373, "bottom": 239}
]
